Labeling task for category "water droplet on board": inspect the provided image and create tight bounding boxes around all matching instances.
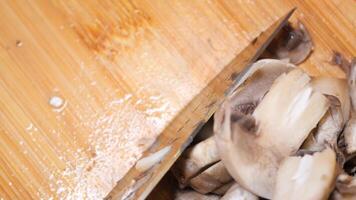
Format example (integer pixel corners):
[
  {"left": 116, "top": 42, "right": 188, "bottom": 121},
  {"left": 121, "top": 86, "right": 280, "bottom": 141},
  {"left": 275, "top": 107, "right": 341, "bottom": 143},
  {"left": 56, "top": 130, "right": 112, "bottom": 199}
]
[{"left": 49, "top": 96, "right": 67, "bottom": 112}]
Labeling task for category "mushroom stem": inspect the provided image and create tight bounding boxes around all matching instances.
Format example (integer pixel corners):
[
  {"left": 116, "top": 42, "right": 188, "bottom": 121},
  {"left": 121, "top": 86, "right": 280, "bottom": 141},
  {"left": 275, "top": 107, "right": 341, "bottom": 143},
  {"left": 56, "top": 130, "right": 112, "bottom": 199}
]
[
  {"left": 273, "top": 148, "right": 337, "bottom": 200},
  {"left": 171, "top": 137, "right": 220, "bottom": 187}
]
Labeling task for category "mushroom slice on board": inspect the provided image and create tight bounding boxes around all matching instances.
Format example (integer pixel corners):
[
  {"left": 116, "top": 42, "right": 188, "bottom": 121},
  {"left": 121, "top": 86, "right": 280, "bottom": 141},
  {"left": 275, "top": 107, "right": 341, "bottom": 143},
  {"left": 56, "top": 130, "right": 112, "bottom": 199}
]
[
  {"left": 221, "top": 183, "right": 259, "bottom": 200},
  {"left": 171, "top": 137, "right": 220, "bottom": 187},
  {"left": 189, "top": 161, "right": 232, "bottom": 194},
  {"left": 273, "top": 148, "right": 337, "bottom": 200},
  {"left": 174, "top": 190, "right": 219, "bottom": 200},
  {"left": 302, "top": 77, "right": 350, "bottom": 152},
  {"left": 261, "top": 21, "right": 313, "bottom": 64},
  {"left": 214, "top": 68, "right": 330, "bottom": 199}
]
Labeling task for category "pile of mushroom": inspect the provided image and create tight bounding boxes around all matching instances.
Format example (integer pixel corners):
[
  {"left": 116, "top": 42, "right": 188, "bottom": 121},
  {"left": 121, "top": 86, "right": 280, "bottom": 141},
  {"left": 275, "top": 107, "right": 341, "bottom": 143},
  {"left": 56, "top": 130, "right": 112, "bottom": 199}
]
[{"left": 170, "top": 22, "right": 356, "bottom": 200}]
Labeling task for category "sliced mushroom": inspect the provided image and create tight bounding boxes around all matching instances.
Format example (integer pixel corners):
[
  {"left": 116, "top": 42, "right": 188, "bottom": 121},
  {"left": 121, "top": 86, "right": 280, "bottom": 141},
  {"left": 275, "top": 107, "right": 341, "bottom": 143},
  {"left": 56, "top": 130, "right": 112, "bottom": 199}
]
[
  {"left": 344, "top": 58, "right": 356, "bottom": 154},
  {"left": 221, "top": 183, "right": 259, "bottom": 200},
  {"left": 214, "top": 68, "right": 330, "bottom": 198},
  {"left": 230, "top": 59, "right": 294, "bottom": 113},
  {"left": 174, "top": 190, "right": 220, "bottom": 200},
  {"left": 302, "top": 77, "right": 350, "bottom": 152},
  {"left": 262, "top": 21, "right": 313, "bottom": 64},
  {"left": 172, "top": 59, "right": 293, "bottom": 188},
  {"left": 273, "top": 148, "right": 337, "bottom": 200},
  {"left": 171, "top": 137, "right": 220, "bottom": 187},
  {"left": 212, "top": 181, "right": 234, "bottom": 195},
  {"left": 189, "top": 161, "right": 232, "bottom": 194}
]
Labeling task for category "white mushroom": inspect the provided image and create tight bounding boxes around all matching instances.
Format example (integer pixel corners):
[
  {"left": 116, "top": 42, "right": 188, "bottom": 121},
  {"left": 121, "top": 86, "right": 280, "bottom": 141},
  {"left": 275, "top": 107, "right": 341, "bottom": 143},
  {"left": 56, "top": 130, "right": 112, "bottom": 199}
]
[
  {"left": 214, "top": 68, "right": 330, "bottom": 198},
  {"left": 273, "top": 148, "right": 337, "bottom": 200}
]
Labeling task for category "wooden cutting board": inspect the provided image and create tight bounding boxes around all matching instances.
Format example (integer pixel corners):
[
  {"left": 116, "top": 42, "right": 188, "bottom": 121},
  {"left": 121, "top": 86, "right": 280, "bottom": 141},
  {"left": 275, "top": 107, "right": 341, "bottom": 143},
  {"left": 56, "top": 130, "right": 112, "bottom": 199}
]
[{"left": 0, "top": 0, "right": 354, "bottom": 199}]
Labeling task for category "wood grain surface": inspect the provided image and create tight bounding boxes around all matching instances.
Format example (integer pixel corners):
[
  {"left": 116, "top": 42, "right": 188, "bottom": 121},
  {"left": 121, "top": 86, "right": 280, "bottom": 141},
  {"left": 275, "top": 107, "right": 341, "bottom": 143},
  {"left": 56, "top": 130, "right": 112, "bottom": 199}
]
[{"left": 0, "top": 0, "right": 355, "bottom": 199}]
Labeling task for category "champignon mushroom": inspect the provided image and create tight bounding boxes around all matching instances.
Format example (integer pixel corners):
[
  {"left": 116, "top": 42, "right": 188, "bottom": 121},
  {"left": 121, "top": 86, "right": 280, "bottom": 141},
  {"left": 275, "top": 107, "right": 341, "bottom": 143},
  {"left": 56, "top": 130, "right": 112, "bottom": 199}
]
[
  {"left": 171, "top": 137, "right": 220, "bottom": 187},
  {"left": 189, "top": 161, "right": 232, "bottom": 194},
  {"left": 261, "top": 21, "right": 313, "bottom": 64},
  {"left": 302, "top": 77, "right": 350, "bottom": 153},
  {"left": 344, "top": 58, "right": 356, "bottom": 154},
  {"left": 220, "top": 183, "right": 258, "bottom": 200},
  {"left": 214, "top": 68, "right": 330, "bottom": 198},
  {"left": 273, "top": 148, "right": 337, "bottom": 200},
  {"left": 174, "top": 190, "right": 220, "bottom": 200}
]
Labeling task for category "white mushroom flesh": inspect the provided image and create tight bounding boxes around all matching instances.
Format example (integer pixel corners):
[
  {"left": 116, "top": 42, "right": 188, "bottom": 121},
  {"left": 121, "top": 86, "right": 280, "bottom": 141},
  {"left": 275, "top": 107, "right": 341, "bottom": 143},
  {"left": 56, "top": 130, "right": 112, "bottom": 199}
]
[{"left": 273, "top": 148, "right": 337, "bottom": 200}]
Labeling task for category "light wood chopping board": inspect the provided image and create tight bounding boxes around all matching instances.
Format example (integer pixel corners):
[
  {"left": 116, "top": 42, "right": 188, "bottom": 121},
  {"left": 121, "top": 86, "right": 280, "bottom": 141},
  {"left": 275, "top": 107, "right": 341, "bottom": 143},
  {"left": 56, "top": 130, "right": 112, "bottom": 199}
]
[{"left": 0, "top": 0, "right": 354, "bottom": 199}]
